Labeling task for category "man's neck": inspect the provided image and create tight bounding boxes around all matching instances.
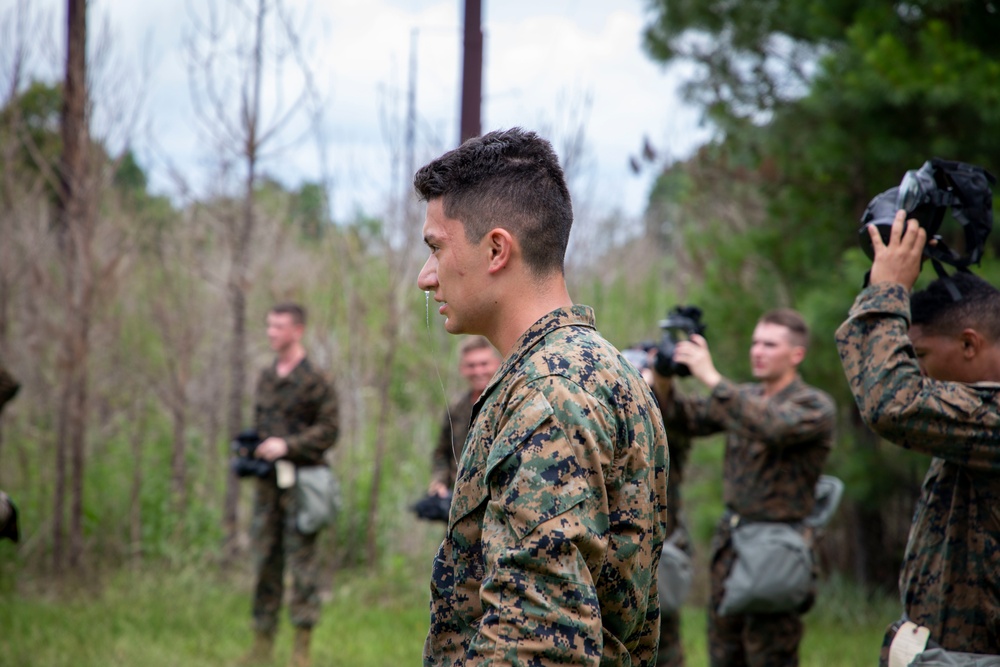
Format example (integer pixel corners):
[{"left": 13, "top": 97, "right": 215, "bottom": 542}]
[
  {"left": 762, "top": 372, "right": 797, "bottom": 398},
  {"left": 488, "top": 276, "right": 573, "bottom": 357},
  {"left": 275, "top": 344, "right": 306, "bottom": 377}
]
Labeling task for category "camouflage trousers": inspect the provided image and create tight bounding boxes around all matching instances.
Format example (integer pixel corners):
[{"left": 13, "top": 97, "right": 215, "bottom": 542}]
[
  {"left": 708, "top": 524, "right": 803, "bottom": 667},
  {"left": 251, "top": 478, "right": 322, "bottom": 635},
  {"left": 657, "top": 609, "right": 685, "bottom": 667}
]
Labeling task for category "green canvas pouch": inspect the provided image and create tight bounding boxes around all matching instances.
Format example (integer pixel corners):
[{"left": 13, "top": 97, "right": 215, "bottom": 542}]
[
  {"left": 657, "top": 530, "right": 693, "bottom": 614},
  {"left": 295, "top": 465, "right": 340, "bottom": 535},
  {"left": 718, "top": 521, "right": 814, "bottom": 616}
]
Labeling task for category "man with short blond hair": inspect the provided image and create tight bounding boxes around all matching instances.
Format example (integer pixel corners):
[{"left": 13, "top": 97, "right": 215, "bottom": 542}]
[
  {"left": 653, "top": 307, "right": 835, "bottom": 667},
  {"left": 239, "top": 302, "right": 339, "bottom": 667},
  {"left": 428, "top": 336, "right": 501, "bottom": 499}
]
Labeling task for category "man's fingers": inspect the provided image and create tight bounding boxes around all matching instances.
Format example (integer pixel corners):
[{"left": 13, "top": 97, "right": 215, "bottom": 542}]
[
  {"left": 905, "top": 219, "right": 927, "bottom": 251},
  {"left": 867, "top": 222, "right": 885, "bottom": 252},
  {"left": 888, "top": 210, "right": 907, "bottom": 245}
]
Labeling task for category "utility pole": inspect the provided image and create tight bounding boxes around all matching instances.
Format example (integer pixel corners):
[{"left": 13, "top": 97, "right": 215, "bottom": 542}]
[
  {"left": 459, "top": 0, "right": 482, "bottom": 144},
  {"left": 406, "top": 28, "right": 418, "bottom": 185}
]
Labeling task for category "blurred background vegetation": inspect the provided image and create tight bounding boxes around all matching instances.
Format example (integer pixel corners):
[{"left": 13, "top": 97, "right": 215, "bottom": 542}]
[{"left": 1, "top": 0, "right": 998, "bottom": 664}]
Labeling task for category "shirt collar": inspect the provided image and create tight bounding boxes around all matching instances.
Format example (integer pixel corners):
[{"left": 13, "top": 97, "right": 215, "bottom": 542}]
[{"left": 477, "top": 304, "right": 595, "bottom": 406}]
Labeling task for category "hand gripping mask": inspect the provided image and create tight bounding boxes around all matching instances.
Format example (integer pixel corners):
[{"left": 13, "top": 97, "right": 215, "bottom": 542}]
[{"left": 859, "top": 158, "right": 996, "bottom": 270}]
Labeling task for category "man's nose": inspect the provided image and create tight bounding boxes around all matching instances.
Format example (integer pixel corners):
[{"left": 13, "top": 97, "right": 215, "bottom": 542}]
[{"left": 417, "top": 257, "right": 437, "bottom": 291}]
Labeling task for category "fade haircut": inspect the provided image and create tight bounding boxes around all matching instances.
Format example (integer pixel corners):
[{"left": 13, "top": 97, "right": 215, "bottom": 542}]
[
  {"left": 413, "top": 127, "right": 573, "bottom": 276},
  {"left": 459, "top": 335, "right": 498, "bottom": 358},
  {"left": 759, "top": 308, "right": 810, "bottom": 349},
  {"left": 270, "top": 302, "right": 307, "bottom": 326},
  {"left": 911, "top": 273, "right": 1000, "bottom": 341}
]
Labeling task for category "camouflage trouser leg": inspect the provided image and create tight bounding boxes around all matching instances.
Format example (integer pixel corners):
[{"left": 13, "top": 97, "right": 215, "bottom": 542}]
[
  {"left": 657, "top": 608, "right": 685, "bottom": 667},
  {"left": 708, "top": 525, "right": 803, "bottom": 667},
  {"left": 251, "top": 481, "right": 322, "bottom": 634}
]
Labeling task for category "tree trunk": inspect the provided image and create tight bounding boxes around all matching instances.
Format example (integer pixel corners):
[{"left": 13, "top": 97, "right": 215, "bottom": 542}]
[
  {"left": 53, "top": 0, "right": 89, "bottom": 574},
  {"left": 129, "top": 408, "right": 144, "bottom": 566},
  {"left": 68, "top": 297, "right": 90, "bottom": 570},
  {"left": 170, "top": 398, "right": 188, "bottom": 511},
  {"left": 222, "top": 285, "right": 246, "bottom": 561},
  {"left": 365, "top": 300, "right": 400, "bottom": 565},
  {"left": 222, "top": 0, "right": 265, "bottom": 561}
]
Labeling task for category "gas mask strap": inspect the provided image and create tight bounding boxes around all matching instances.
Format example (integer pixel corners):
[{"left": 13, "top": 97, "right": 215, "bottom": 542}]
[{"left": 929, "top": 259, "right": 965, "bottom": 302}]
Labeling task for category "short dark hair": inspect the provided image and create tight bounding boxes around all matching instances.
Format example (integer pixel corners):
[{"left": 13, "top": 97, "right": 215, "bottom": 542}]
[
  {"left": 270, "top": 302, "right": 307, "bottom": 326},
  {"left": 758, "top": 308, "right": 810, "bottom": 349},
  {"left": 413, "top": 128, "right": 573, "bottom": 276},
  {"left": 911, "top": 273, "right": 1000, "bottom": 340}
]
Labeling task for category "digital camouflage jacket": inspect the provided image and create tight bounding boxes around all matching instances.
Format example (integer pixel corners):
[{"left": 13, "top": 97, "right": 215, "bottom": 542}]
[
  {"left": 661, "top": 376, "right": 835, "bottom": 524},
  {"left": 254, "top": 356, "right": 339, "bottom": 468},
  {"left": 424, "top": 305, "right": 670, "bottom": 667},
  {"left": 431, "top": 391, "right": 475, "bottom": 491},
  {"left": 836, "top": 282, "right": 1000, "bottom": 653}
]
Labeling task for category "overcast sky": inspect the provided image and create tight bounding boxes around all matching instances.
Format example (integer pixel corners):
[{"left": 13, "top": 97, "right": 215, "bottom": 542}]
[{"left": 19, "top": 0, "right": 713, "bottom": 222}]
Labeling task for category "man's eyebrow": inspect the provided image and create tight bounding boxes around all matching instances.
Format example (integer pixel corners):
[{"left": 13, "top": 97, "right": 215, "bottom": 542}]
[{"left": 423, "top": 233, "right": 440, "bottom": 246}]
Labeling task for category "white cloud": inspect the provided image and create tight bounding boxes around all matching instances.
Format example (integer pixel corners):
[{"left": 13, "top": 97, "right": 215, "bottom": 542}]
[{"left": 15, "top": 0, "right": 711, "bottom": 221}]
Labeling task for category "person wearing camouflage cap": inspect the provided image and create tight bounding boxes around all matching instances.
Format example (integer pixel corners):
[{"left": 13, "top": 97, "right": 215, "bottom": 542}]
[
  {"left": 837, "top": 211, "right": 1000, "bottom": 662},
  {"left": 415, "top": 127, "right": 670, "bottom": 666}
]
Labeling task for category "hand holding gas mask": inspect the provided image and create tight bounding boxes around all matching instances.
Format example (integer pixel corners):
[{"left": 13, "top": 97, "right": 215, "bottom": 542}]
[{"left": 859, "top": 159, "right": 996, "bottom": 290}]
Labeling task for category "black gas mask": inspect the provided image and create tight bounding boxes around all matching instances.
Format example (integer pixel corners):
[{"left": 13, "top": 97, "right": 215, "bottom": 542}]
[{"left": 859, "top": 158, "right": 996, "bottom": 275}]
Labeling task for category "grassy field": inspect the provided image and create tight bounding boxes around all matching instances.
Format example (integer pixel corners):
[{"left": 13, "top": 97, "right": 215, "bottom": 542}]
[{"left": 0, "top": 555, "right": 897, "bottom": 667}]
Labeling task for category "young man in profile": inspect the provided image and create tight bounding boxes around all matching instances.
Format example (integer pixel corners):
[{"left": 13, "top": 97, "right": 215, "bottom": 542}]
[
  {"left": 415, "top": 128, "right": 669, "bottom": 666},
  {"left": 837, "top": 211, "right": 1000, "bottom": 662}
]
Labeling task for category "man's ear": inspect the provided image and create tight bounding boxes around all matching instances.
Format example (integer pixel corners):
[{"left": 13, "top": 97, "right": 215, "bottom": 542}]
[
  {"left": 960, "top": 328, "right": 984, "bottom": 360},
  {"left": 790, "top": 345, "right": 806, "bottom": 366},
  {"left": 486, "top": 228, "right": 514, "bottom": 274}
]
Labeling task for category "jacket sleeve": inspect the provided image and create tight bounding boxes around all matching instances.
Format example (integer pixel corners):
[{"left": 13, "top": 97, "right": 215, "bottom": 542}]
[
  {"left": 284, "top": 375, "right": 340, "bottom": 466},
  {"left": 835, "top": 282, "right": 1000, "bottom": 472},
  {"left": 655, "top": 382, "right": 727, "bottom": 438},
  {"left": 431, "top": 407, "right": 456, "bottom": 488},
  {"left": 701, "top": 379, "right": 835, "bottom": 450}
]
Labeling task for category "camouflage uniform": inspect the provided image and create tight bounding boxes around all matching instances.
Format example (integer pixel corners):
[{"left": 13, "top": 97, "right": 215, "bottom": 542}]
[
  {"left": 252, "top": 356, "right": 339, "bottom": 635},
  {"left": 836, "top": 282, "right": 1000, "bottom": 657},
  {"left": 431, "top": 391, "right": 475, "bottom": 492},
  {"left": 424, "top": 305, "right": 670, "bottom": 667},
  {"left": 661, "top": 376, "right": 835, "bottom": 667}
]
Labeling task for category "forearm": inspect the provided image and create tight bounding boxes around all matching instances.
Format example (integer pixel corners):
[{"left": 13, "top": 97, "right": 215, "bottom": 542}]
[
  {"left": 837, "top": 283, "right": 1000, "bottom": 470},
  {"left": 657, "top": 384, "right": 724, "bottom": 437},
  {"left": 707, "top": 379, "right": 834, "bottom": 448}
]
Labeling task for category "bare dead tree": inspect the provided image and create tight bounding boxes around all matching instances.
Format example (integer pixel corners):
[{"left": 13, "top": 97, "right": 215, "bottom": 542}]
[
  {"left": 184, "top": 0, "right": 326, "bottom": 560},
  {"left": 41, "top": 0, "right": 144, "bottom": 573},
  {"left": 52, "top": 0, "right": 90, "bottom": 572}
]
